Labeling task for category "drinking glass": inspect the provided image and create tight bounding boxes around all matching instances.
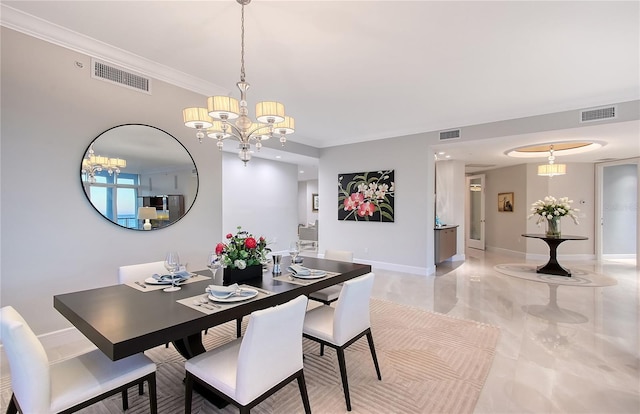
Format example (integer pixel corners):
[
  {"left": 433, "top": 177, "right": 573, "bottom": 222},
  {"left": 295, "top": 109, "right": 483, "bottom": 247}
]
[
  {"left": 207, "top": 252, "right": 222, "bottom": 285},
  {"left": 289, "top": 241, "right": 300, "bottom": 264},
  {"left": 163, "top": 251, "right": 181, "bottom": 292}
]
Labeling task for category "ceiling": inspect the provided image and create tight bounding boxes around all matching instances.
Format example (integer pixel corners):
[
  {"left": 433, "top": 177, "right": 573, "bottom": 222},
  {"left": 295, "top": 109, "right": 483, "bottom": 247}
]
[{"left": 2, "top": 1, "right": 639, "bottom": 179}]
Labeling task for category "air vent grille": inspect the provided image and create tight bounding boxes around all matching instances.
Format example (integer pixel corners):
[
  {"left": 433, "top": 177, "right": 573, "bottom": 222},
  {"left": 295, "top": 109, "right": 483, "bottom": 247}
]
[
  {"left": 439, "top": 129, "right": 461, "bottom": 140},
  {"left": 91, "top": 59, "right": 151, "bottom": 94},
  {"left": 580, "top": 106, "right": 616, "bottom": 123}
]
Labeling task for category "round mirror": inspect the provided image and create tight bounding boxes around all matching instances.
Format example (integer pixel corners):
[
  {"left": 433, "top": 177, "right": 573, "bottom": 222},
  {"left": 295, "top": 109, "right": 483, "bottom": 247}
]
[{"left": 80, "top": 124, "right": 198, "bottom": 231}]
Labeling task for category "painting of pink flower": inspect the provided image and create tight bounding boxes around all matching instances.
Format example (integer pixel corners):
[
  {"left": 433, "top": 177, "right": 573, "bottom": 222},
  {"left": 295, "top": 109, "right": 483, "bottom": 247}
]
[{"left": 338, "top": 169, "right": 394, "bottom": 222}]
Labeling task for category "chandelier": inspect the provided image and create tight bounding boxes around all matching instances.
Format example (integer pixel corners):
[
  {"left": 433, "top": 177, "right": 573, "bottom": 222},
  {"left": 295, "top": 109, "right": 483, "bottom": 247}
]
[
  {"left": 183, "top": 0, "right": 295, "bottom": 165},
  {"left": 537, "top": 145, "right": 566, "bottom": 177},
  {"left": 81, "top": 144, "right": 126, "bottom": 183}
]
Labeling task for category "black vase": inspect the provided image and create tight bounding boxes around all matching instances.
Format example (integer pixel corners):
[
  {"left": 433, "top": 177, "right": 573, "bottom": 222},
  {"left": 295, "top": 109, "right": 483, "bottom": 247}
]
[{"left": 223, "top": 265, "right": 262, "bottom": 286}]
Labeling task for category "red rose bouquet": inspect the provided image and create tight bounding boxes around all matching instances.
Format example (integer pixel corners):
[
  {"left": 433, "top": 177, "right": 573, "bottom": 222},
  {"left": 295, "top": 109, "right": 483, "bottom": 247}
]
[{"left": 215, "top": 226, "right": 269, "bottom": 269}]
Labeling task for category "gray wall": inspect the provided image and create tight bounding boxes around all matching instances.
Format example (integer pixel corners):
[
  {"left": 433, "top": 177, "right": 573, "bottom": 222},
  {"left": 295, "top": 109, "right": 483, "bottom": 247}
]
[
  {"left": 1, "top": 28, "right": 214, "bottom": 333},
  {"left": 483, "top": 164, "right": 528, "bottom": 253},
  {"left": 524, "top": 163, "right": 596, "bottom": 256},
  {"left": 319, "top": 133, "right": 436, "bottom": 274},
  {"left": 222, "top": 152, "right": 299, "bottom": 254},
  {"left": 1, "top": 28, "right": 306, "bottom": 334}
]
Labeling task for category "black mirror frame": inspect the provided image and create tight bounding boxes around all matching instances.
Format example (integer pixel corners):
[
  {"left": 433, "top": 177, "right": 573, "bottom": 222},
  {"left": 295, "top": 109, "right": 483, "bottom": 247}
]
[{"left": 80, "top": 123, "right": 199, "bottom": 231}]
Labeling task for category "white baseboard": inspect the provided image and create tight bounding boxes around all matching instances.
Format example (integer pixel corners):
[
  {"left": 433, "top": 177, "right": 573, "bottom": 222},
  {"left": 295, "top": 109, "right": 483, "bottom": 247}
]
[
  {"left": 486, "top": 246, "right": 527, "bottom": 258},
  {"left": 603, "top": 254, "right": 636, "bottom": 260},
  {"left": 354, "top": 258, "right": 430, "bottom": 276}
]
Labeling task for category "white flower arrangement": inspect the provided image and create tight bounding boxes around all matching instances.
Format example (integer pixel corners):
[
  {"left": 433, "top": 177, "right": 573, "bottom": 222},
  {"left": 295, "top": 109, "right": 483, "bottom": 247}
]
[{"left": 528, "top": 196, "right": 579, "bottom": 225}]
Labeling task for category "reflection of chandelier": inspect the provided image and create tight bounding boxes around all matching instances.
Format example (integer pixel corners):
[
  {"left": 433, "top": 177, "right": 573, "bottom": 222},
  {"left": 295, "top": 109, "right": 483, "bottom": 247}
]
[
  {"left": 537, "top": 145, "right": 566, "bottom": 177},
  {"left": 81, "top": 144, "right": 127, "bottom": 183},
  {"left": 182, "top": 0, "right": 295, "bottom": 166}
]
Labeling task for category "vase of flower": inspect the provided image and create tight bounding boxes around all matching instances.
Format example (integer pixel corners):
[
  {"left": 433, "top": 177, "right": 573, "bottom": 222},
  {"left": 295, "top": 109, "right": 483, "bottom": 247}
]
[
  {"left": 528, "top": 196, "right": 579, "bottom": 237},
  {"left": 545, "top": 216, "right": 561, "bottom": 237},
  {"left": 215, "top": 226, "right": 270, "bottom": 285}
]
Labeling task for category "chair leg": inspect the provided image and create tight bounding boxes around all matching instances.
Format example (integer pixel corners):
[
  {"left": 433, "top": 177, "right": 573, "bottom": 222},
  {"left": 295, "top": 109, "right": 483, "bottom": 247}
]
[
  {"left": 297, "top": 371, "right": 312, "bottom": 414},
  {"left": 336, "top": 347, "right": 352, "bottom": 411},
  {"left": 236, "top": 317, "right": 242, "bottom": 338},
  {"left": 184, "top": 372, "right": 194, "bottom": 414},
  {"left": 240, "top": 407, "right": 250, "bottom": 414},
  {"left": 6, "top": 394, "right": 18, "bottom": 414},
  {"left": 148, "top": 373, "right": 158, "bottom": 414},
  {"left": 366, "top": 331, "right": 382, "bottom": 380},
  {"left": 320, "top": 343, "right": 325, "bottom": 356},
  {"left": 121, "top": 389, "right": 129, "bottom": 410},
  {"left": 139, "top": 381, "right": 144, "bottom": 395}
]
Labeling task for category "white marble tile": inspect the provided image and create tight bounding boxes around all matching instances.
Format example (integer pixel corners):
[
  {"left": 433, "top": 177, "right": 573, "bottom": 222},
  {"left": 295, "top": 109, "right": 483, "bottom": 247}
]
[{"left": 371, "top": 249, "right": 640, "bottom": 413}]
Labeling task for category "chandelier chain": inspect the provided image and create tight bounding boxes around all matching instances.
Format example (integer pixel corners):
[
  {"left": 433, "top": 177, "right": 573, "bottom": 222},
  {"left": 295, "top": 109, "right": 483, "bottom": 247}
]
[{"left": 240, "top": 3, "right": 246, "bottom": 82}]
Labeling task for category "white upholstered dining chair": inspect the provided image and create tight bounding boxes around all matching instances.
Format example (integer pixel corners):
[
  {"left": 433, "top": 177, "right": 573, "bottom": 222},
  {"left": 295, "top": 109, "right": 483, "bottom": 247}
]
[
  {"left": 1, "top": 306, "right": 157, "bottom": 414},
  {"left": 117, "top": 261, "right": 167, "bottom": 285},
  {"left": 303, "top": 272, "right": 381, "bottom": 411},
  {"left": 184, "top": 295, "right": 311, "bottom": 414},
  {"left": 308, "top": 249, "right": 354, "bottom": 305}
]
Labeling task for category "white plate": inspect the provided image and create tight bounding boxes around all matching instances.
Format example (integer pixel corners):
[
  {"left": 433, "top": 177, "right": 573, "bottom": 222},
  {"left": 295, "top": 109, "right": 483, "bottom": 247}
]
[
  {"left": 292, "top": 270, "right": 327, "bottom": 279},
  {"left": 144, "top": 275, "right": 193, "bottom": 285},
  {"left": 208, "top": 288, "right": 259, "bottom": 302}
]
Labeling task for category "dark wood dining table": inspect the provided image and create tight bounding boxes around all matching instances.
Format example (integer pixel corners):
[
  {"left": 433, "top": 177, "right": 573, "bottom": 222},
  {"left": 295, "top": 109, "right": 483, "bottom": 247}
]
[{"left": 54, "top": 257, "right": 371, "bottom": 362}]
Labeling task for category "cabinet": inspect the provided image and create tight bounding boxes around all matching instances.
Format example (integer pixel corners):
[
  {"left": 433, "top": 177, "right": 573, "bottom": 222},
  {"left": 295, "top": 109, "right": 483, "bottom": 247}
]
[{"left": 435, "top": 225, "right": 458, "bottom": 264}]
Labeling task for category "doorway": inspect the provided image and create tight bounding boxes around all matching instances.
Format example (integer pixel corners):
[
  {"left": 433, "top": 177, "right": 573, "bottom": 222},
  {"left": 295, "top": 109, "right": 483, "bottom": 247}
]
[{"left": 466, "top": 174, "right": 485, "bottom": 250}]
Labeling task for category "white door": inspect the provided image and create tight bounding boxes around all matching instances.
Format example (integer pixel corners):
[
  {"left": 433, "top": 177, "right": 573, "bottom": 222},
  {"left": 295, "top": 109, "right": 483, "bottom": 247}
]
[
  {"left": 466, "top": 174, "right": 485, "bottom": 250},
  {"left": 596, "top": 160, "right": 639, "bottom": 261}
]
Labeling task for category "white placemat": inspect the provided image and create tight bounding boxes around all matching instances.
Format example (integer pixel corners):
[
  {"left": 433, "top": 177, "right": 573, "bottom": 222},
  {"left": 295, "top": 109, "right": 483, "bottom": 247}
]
[
  {"left": 125, "top": 274, "right": 211, "bottom": 292},
  {"left": 272, "top": 271, "right": 339, "bottom": 286},
  {"left": 176, "top": 284, "right": 272, "bottom": 314}
]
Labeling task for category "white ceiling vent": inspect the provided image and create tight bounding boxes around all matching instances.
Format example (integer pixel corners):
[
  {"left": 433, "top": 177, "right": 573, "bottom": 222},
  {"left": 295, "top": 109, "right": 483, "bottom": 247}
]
[
  {"left": 580, "top": 105, "right": 616, "bottom": 123},
  {"left": 439, "top": 129, "right": 461, "bottom": 140},
  {"left": 91, "top": 58, "right": 151, "bottom": 94}
]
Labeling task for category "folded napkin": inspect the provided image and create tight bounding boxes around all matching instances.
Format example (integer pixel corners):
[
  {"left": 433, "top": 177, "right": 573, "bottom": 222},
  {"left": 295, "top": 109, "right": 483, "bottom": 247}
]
[
  {"left": 206, "top": 283, "right": 255, "bottom": 299},
  {"left": 287, "top": 264, "right": 311, "bottom": 276},
  {"left": 152, "top": 270, "right": 191, "bottom": 282}
]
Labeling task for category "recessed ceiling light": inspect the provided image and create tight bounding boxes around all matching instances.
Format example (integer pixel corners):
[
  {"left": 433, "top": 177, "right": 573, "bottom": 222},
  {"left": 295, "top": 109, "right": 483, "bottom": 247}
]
[
  {"left": 445, "top": 155, "right": 451, "bottom": 159},
  {"left": 299, "top": 170, "right": 305, "bottom": 174},
  {"left": 275, "top": 155, "right": 281, "bottom": 159},
  {"left": 506, "top": 141, "right": 603, "bottom": 158},
  {"left": 438, "top": 151, "right": 445, "bottom": 155}
]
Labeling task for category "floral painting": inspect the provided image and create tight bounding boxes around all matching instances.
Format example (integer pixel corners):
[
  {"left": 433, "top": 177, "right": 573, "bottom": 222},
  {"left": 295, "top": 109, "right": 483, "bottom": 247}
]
[{"left": 338, "top": 170, "right": 395, "bottom": 222}]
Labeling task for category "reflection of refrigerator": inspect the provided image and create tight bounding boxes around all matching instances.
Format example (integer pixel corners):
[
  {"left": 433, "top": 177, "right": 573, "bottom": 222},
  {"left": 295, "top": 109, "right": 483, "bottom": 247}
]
[
  {"left": 433, "top": 276, "right": 458, "bottom": 314},
  {"left": 139, "top": 195, "right": 184, "bottom": 226}
]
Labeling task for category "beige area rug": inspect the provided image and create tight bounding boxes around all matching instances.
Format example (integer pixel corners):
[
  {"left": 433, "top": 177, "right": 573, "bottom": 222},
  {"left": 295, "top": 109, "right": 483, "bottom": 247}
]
[{"left": 0, "top": 300, "right": 500, "bottom": 413}]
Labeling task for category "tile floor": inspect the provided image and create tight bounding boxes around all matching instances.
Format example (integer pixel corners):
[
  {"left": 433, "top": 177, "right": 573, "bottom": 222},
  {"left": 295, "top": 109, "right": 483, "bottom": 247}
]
[
  {"left": 371, "top": 248, "right": 639, "bottom": 414},
  {"left": 1, "top": 248, "right": 638, "bottom": 413}
]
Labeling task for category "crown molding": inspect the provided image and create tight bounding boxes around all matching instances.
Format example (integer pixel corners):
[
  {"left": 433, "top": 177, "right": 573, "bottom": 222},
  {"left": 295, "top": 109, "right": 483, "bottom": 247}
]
[{"left": 0, "top": 4, "right": 228, "bottom": 97}]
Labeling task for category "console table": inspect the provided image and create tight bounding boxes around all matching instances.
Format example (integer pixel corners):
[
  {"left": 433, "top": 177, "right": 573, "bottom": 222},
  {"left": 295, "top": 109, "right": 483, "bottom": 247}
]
[{"left": 522, "top": 234, "right": 588, "bottom": 276}]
